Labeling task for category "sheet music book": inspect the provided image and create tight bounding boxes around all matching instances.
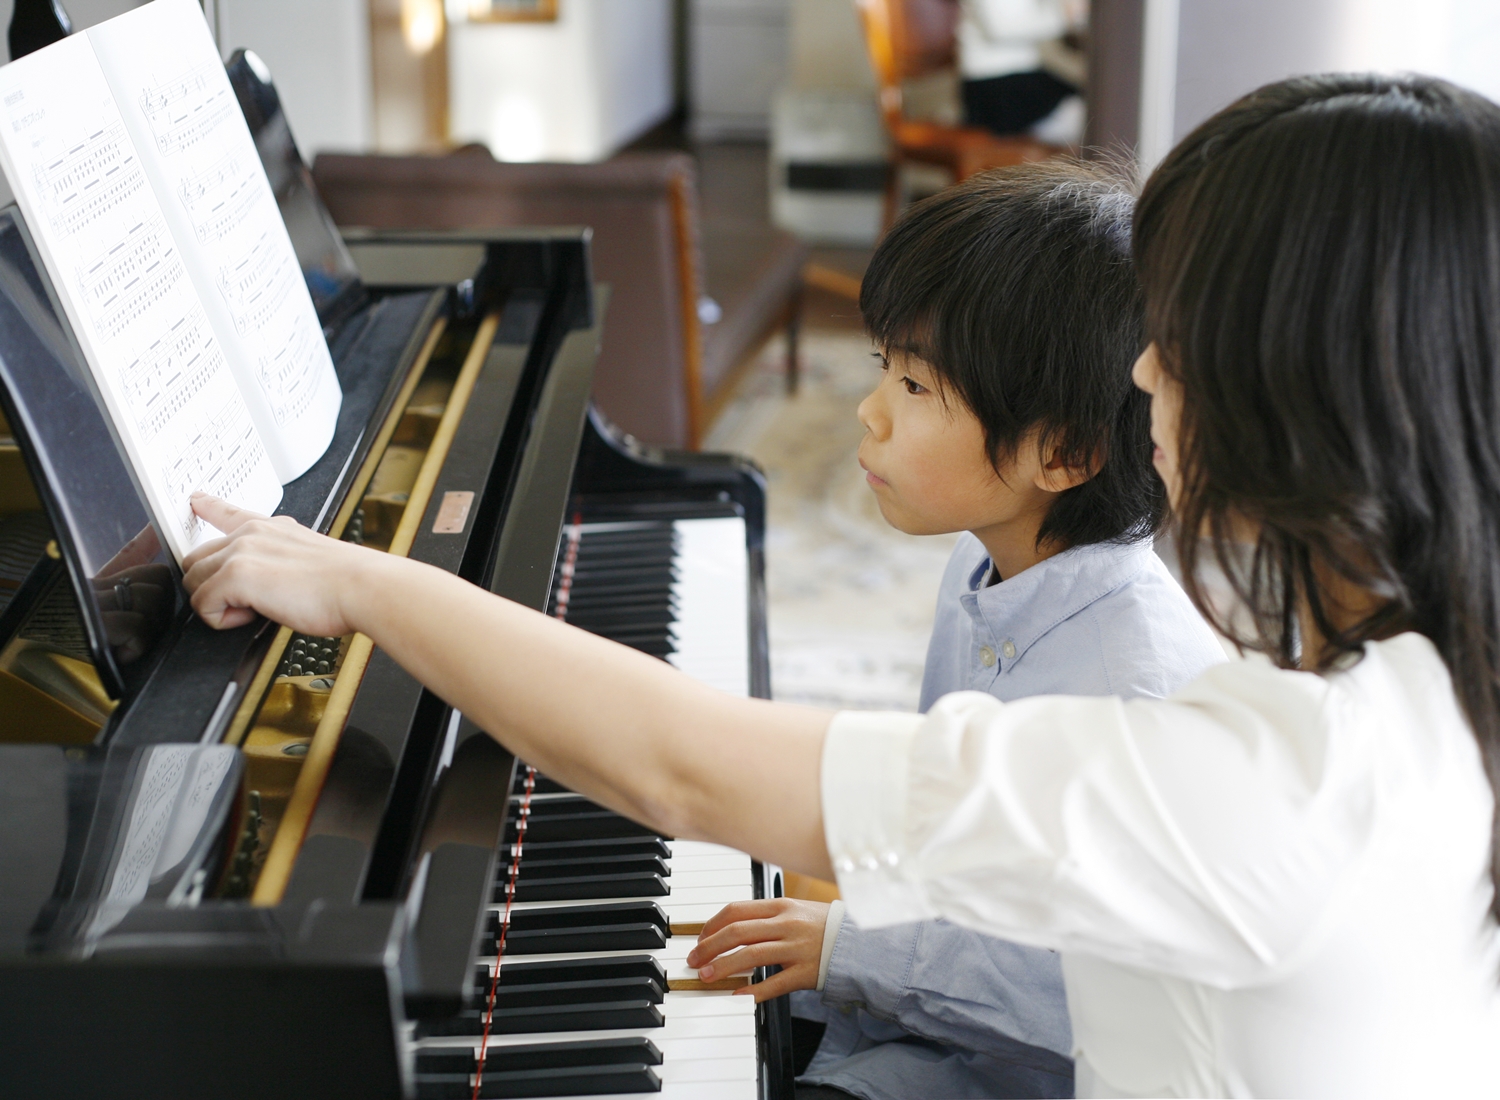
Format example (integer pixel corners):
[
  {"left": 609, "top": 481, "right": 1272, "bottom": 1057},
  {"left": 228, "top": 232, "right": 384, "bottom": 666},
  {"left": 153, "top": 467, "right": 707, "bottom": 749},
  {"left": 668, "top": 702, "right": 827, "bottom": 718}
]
[{"left": 0, "top": 0, "right": 342, "bottom": 563}]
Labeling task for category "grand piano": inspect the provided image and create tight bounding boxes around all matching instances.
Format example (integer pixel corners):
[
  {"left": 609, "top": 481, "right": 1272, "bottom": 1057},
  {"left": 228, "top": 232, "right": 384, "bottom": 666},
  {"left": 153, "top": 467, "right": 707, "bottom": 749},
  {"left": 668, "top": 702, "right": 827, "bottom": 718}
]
[{"left": 0, "top": 51, "right": 794, "bottom": 1100}]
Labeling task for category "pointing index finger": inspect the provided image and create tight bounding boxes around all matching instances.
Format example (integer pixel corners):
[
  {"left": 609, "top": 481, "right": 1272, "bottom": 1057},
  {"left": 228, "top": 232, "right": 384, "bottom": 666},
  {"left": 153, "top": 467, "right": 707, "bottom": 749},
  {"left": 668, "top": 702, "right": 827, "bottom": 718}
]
[{"left": 191, "top": 492, "right": 262, "bottom": 536}]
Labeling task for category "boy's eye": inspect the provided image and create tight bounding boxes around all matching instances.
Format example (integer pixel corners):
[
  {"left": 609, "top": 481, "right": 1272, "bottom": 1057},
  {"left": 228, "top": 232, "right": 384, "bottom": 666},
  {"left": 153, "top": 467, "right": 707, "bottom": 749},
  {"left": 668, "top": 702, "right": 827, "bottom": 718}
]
[
  {"left": 901, "top": 376, "right": 926, "bottom": 395},
  {"left": 873, "top": 352, "right": 890, "bottom": 371}
]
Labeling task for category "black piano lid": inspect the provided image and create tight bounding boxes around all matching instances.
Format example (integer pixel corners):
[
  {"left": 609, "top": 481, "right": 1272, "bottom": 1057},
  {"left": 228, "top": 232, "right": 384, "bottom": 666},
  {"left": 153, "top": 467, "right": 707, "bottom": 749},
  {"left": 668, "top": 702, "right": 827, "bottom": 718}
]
[{"left": 0, "top": 208, "right": 175, "bottom": 700}]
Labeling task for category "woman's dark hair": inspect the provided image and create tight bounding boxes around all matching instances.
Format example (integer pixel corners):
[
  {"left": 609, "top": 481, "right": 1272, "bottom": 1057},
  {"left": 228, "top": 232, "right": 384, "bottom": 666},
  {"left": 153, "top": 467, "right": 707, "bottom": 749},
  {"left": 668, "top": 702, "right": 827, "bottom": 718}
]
[
  {"left": 1135, "top": 73, "right": 1500, "bottom": 922},
  {"left": 861, "top": 161, "right": 1162, "bottom": 550}
]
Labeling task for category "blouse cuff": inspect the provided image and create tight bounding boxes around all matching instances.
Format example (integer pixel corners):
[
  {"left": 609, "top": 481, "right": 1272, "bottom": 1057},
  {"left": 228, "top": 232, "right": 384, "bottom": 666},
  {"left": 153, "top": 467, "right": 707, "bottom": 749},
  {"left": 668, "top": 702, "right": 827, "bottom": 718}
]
[
  {"left": 813, "top": 899, "right": 845, "bottom": 992},
  {"left": 820, "top": 709, "right": 931, "bottom": 927}
]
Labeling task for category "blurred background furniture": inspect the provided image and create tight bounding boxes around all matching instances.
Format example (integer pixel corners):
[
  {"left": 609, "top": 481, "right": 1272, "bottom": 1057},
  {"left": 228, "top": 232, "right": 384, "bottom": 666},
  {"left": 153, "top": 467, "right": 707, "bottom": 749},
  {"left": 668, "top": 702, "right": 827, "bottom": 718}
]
[
  {"left": 855, "top": 0, "right": 1061, "bottom": 225},
  {"left": 313, "top": 147, "right": 806, "bottom": 449}
]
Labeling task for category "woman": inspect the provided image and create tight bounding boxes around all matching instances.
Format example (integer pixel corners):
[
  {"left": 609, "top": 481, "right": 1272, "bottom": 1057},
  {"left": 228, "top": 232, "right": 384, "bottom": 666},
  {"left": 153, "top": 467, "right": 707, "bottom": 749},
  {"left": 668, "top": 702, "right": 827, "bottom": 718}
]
[{"left": 185, "top": 74, "right": 1500, "bottom": 1096}]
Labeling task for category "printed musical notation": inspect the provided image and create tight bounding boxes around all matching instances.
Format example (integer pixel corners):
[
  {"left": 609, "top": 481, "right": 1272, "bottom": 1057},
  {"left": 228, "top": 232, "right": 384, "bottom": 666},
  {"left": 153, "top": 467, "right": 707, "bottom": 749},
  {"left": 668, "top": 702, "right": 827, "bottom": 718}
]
[
  {"left": 77, "top": 214, "right": 186, "bottom": 342},
  {"left": 122, "top": 308, "right": 221, "bottom": 441},
  {"left": 216, "top": 230, "right": 293, "bottom": 338},
  {"left": 140, "top": 63, "right": 233, "bottom": 157},
  {"left": 32, "top": 120, "right": 147, "bottom": 240},
  {"left": 256, "top": 313, "right": 323, "bottom": 428},
  {"left": 178, "top": 150, "right": 260, "bottom": 244},
  {"left": 161, "top": 396, "right": 265, "bottom": 542}
]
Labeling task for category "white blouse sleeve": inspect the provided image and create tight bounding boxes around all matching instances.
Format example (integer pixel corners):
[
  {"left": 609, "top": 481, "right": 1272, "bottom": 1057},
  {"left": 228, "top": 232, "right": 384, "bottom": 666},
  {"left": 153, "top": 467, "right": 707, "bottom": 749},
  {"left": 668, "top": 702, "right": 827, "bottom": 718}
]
[
  {"left": 821, "top": 659, "right": 1380, "bottom": 988},
  {"left": 962, "top": 0, "right": 1069, "bottom": 43}
]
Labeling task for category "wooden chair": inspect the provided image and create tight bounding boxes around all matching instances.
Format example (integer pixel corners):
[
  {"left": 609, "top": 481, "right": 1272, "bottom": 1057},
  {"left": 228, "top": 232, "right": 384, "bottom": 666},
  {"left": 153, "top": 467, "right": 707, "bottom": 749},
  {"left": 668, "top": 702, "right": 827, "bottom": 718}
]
[
  {"left": 312, "top": 148, "right": 806, "bottom": 449},
  {"left": 855, "top": 0, "right": 1061, "bottom": 225}
]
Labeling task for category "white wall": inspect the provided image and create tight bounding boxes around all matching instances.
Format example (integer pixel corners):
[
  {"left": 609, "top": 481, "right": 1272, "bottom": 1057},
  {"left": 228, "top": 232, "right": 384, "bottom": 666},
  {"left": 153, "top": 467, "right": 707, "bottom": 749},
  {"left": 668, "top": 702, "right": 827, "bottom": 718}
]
[
  {"left": 449, "top": 0, "right": 674, "bottom": 162},
  {"left": 213, "top": 0, "right": 373, "bottom": 155},
  {"left": 1145, "top": 0, "right": 1500, "bottom": 170}
]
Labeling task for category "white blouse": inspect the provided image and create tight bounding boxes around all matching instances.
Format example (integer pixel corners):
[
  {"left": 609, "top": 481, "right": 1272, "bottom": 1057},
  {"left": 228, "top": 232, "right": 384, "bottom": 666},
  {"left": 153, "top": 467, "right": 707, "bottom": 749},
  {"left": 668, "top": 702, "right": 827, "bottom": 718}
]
[{"left": 821, "top": 633, "right": 1500, "bottom": 1097}]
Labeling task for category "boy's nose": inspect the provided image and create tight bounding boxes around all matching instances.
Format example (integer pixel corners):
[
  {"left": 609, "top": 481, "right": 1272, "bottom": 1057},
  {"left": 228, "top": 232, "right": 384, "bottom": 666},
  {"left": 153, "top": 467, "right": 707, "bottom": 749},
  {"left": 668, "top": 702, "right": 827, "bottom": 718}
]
[{"left": 857, "top": 388, "right": 888, "bottom": 439}]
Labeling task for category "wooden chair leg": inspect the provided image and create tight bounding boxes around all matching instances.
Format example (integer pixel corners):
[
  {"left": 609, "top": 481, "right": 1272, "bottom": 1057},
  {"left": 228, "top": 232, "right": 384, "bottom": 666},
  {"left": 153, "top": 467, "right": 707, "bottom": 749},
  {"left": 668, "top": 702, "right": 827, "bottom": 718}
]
[
  {"left": 784, "top": 280, "right": 804, "bottom": 396},
  {"left": 882, "top": 155, "right": 903, "bottom": 231}
]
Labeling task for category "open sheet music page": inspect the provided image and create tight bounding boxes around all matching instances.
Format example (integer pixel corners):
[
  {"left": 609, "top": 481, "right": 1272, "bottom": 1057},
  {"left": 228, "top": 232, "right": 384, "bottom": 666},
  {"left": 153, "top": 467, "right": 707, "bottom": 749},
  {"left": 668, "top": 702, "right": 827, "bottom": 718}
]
[
  {"left": 0, "top": 33, "right": 282, "bottom": 562},
  {"left": 88, "top": 0, "right": 341, "bottom": 484}
]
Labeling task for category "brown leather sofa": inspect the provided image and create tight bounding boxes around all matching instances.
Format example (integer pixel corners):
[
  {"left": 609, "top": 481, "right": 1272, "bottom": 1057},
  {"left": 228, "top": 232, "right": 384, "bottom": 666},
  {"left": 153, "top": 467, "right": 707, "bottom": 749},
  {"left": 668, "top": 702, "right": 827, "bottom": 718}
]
[{"left": 312, "top": 148, "right": 807, "bottom": 449}]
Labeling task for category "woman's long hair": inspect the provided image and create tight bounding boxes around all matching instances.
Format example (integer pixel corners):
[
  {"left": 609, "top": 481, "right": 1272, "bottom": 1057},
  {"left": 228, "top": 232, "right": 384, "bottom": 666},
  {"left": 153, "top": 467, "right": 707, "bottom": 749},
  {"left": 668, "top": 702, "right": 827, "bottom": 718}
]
[{"left": 1135, "top": 74, "right": 1500, "bottom": 923}]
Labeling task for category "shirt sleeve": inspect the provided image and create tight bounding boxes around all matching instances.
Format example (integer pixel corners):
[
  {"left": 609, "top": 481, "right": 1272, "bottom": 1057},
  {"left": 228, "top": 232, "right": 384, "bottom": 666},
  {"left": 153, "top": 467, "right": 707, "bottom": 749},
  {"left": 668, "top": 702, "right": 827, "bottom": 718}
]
[
  {"left": 819, "top": 914, "right": 1071, "bottom": 1057},
  {"left": 821, "top": 664, "right": 1380, "bottom": 988}
]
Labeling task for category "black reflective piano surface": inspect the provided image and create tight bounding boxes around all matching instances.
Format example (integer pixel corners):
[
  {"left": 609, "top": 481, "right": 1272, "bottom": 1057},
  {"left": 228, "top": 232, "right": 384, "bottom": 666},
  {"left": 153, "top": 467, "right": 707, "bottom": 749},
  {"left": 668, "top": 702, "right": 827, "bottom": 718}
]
[{"left": 0, "top": 47, "right": 791, "bottom": 1100}]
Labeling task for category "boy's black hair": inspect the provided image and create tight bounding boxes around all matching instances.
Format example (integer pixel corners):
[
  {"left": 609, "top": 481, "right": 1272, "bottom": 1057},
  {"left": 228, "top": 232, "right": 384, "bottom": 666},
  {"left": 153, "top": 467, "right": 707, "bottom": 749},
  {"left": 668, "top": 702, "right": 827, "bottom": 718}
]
[{"left": 860, "top": 161, "right": 1161, "bottom": 550}]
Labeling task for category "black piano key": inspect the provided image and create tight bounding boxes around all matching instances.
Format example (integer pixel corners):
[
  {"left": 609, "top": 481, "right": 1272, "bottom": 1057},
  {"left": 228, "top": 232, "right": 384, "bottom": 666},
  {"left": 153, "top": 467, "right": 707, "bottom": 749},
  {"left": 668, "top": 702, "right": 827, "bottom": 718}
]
[
  {"left": 513, "top": 855, "right": 669, "bottom": 880},
  {"left": 483, "top": 1000, "right": 664, "bottom": 1035},
  {"left": 487, "top": 954, "right": 667, "bottom": 989},
  {"left": 555, "top": 578, "right": 679, "bottom": 601},
  {"left": 565, "top": 608, "right": 677, "bottom": 630},
  {"left": 418, "top": 1065, "right": 664, "bottom": 1100},
  {"left": 507, "top": 811, "right": 663, "bottom": 844},
  {"left": 484, "top": 1038, "right": 664, "bottom": 1072},
  {"left": 415, "top": 999, "right": 664, "bottom": 1038},
  {"left": 570, "top": 546, "right": 675, "bottom": 566},
  {"left": 490, "top": 976, "right": 663, "bottom": 1008},
  {"left": 418, "top": 1037, "right": 663, "bottom": 1078},
  {"left": 506, "top": 872, "right": 668, "bottom": 902},
  {"left": 505, "top": 901, "right": 670, "bottom": 935},
  {"left": 496, "top": 922, "right": 666, "bottom": 954},
  {"left": 561, "top": 597, "right": 679, "bottom": 620},
  {"left": 491, "top": 901, "right": 669, "bottom": 953},
  {"left": 510, "top": 837, "right": 672, "bottom": 860}
]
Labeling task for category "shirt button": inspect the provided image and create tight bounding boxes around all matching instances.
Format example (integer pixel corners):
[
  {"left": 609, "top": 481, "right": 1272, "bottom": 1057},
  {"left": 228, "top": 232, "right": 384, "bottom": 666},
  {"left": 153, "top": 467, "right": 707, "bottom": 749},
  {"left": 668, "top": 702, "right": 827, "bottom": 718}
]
[
  {"left": 858, "top": 854, "right": 880, "bottom": 872},
  {"left": 1002, "top": 640, "right": 1017, "bottom": 659},
  {"left": 979, "top": 645, "right": 996, "bottom": 667},
  {"left": 834, "top": 856, "right": 855, "bottom": 875}
]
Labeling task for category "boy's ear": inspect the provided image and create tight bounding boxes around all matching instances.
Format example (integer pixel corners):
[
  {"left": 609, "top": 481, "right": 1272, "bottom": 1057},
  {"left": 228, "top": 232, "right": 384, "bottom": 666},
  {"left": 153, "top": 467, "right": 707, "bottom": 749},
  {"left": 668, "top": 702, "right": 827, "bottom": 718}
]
[{"left": 1032, "top": 439, "right": 1101, "bottom": 494}]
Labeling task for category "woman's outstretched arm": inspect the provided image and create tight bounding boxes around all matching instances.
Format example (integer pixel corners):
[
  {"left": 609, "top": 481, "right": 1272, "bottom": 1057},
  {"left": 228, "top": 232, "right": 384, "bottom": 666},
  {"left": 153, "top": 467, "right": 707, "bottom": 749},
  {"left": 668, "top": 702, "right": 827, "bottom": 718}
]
[{"left": 182, "top": 494, "right": 837, "bottom": 879}]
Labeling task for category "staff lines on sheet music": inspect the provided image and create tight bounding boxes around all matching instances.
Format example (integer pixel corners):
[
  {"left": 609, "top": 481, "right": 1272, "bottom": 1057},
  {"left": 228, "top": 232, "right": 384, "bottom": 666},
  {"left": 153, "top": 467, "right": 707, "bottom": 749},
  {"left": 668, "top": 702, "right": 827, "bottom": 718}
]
[
  {"left": 32, "top": 122, "right": 147, "bottom": 239},
  {"left": 179, "top": 149, "right": 261, "bottom": 244},
  {"left": 163, "top": 398, "right": 262, "bottom": 541},
  {"left": 81, "top": 213, "right": 170, "bottom": 312},
  {"left": 257, "top": 314, "right": 322, "bottom": 427},
  {"left": 217, "top": 231, "right": 294, "bottom": 336},
  {"left": 141, "top": 65, "right": 233, "bottom": 157},
  {"left": 125, "top": 310, "right": 222, "bottom": 442},
  {"left": 79, "top": 217, "right": 188, "bottom": 343}
]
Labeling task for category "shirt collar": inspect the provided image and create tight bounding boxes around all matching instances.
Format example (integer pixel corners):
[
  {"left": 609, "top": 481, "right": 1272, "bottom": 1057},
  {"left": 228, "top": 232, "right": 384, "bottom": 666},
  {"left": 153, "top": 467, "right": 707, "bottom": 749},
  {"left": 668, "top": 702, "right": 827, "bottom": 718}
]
[{"left": 961, "top": 539, "right": 1158, "bottom": 664}]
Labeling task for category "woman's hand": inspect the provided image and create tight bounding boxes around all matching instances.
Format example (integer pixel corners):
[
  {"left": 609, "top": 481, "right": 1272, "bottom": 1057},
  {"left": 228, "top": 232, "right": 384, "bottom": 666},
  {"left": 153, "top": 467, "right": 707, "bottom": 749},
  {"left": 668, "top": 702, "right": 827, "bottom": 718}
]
[
  {"left": 688, "top": 898, "right": 832, "bottom": 1002},
  {"left": 182, "top": 493, "right": 382, "bottom": 636}
]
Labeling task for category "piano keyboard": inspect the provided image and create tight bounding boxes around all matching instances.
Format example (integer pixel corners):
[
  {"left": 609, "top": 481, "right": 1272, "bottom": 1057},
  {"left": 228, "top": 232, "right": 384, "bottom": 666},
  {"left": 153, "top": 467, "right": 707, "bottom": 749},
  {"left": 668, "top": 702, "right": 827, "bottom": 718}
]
[{"left": 411, "top": 515, "right": 765, "bottom": 1098}]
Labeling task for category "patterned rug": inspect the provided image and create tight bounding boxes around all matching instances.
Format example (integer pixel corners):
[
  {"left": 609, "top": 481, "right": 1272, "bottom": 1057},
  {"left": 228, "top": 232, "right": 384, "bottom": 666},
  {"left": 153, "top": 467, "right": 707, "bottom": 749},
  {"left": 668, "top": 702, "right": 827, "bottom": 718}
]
[{"left": 704, "top": 332, "right": 960, "bottom": 712}]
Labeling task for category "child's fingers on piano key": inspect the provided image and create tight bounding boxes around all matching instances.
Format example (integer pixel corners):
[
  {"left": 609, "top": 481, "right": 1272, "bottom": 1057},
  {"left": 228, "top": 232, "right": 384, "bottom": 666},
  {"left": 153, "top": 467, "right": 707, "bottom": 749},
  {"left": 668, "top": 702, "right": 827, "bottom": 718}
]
[
  {"left": 697, "top": 939, "right": 819, "bottom": 989},
  {"left": 695, "top": 898, "right": 789, "bottom": 941},
  {"left": 690, "top": 897, "right": 830, "bottom": 967},
  {"left": 739, "top": 958, "right": 822, "bottom": 1002}
]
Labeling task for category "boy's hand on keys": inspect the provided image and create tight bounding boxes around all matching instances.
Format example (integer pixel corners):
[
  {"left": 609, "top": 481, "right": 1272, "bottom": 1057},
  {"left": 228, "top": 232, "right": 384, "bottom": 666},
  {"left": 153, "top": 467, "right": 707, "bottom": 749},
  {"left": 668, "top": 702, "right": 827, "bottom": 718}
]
[
  {"left": 183, "top": 493, "right": 377, "bottom": 637},
  {"left": 689, "top": 898, "right": 831, "bottom": 1002}
]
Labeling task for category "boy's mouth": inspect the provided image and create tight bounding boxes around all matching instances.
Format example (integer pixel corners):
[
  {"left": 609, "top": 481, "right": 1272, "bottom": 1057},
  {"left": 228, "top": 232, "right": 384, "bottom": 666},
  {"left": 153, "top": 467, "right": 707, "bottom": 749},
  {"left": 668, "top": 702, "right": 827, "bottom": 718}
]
[{"left": 859, "top": 459, "right": 888, "bottom": 488}]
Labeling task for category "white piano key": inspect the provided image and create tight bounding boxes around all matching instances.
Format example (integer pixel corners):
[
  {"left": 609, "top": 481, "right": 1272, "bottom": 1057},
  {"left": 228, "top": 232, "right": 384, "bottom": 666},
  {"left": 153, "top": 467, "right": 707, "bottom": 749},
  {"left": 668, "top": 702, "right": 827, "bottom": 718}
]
[{"left": 666, "top": 518, "right": 750, "bottom": 698}]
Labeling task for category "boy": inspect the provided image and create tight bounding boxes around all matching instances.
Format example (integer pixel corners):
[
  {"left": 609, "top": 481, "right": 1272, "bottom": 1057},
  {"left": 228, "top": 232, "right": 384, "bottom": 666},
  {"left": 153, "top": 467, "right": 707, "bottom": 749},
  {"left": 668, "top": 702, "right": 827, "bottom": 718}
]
[{"left": 686, "top": 163, "right": 1226, "bottom": 1099}]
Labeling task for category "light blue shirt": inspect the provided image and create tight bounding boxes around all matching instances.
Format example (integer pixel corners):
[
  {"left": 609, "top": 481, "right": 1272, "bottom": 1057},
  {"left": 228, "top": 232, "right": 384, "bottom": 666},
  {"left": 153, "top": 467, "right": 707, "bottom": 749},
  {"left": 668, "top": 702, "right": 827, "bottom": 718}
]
[{"left": 796, "top": 534, "right": 1226, "bottom": 1100}]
